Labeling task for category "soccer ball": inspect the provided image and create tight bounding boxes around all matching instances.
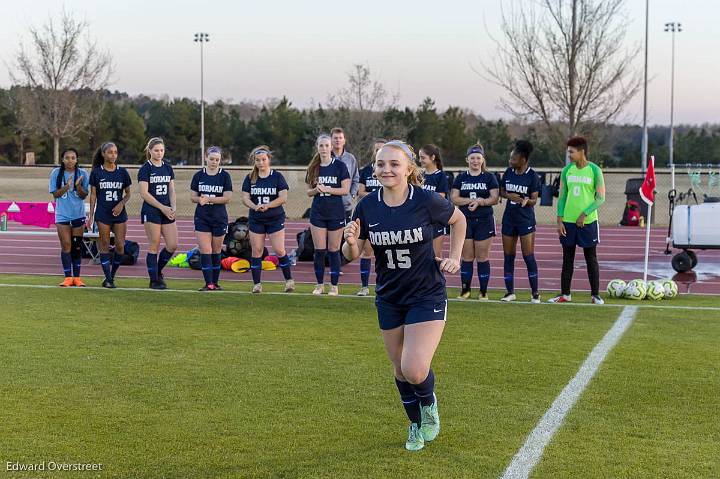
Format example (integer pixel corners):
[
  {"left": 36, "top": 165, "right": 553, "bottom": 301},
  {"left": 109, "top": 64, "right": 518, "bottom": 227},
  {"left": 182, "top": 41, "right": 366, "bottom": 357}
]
[
  {"left": 646, "top": 281, "right": 665, "bottom": 300},
  {"left": 606, "top": 279, "right": 626, "bottom": 299},
  {"left": 662, "top": 279, "right": 679, "bottom": 299},
  {"left": 624, "top": 279, "right": 647, "bottom": 300}
]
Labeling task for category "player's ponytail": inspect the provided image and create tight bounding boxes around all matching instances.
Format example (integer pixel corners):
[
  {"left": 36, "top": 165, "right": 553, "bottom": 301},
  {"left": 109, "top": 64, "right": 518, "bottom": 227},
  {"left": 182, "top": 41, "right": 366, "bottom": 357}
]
[
  {"left": 305, "top": 134, "right": 331, "bottom": 186},
  {"left": 248, "top": 145, "right": 272, "bottom": 184},
  {"left": 92, "top": 142, "right": 115, "bottom": 169},
  {"left": 421, "top": 144, "right": 443, "bottom": 171},
  {"left": 55, "top": 156, "right": 66, "bottom": 191}
]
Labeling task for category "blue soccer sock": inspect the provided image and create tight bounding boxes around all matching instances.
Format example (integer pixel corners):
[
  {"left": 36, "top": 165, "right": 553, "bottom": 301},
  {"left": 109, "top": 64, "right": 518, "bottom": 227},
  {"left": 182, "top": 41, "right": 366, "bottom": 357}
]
[
  {"left": 313, "top": 249, "right": 327, "bottom": 285},
  {"left": 523, "top": 254, "right": 539, "bottom": 295},
  {"left": 410, "top": 369, "right": 436, "bottom": 407},
  {"left": 395, "top": 378, "right": 421, "bottom": 425},
  {"left": 460, "top": 260, "right": 473, "bottom": 289},
  {"left": 99, "top": 253, "right": 112, "bottom": 282},
  {"left": 278, "top": 254, "right": 292, "bottom": 280},
  {"left": 71, "top": 236, "right": 83, "bottom": 277},
  {"left": 504, "top": 254, "right": 515, "bottom": 293},
  {"left": 360, "top": 258, "right": 371, "bottom": 287},
  {"left": 60, "top": 252, "right": 72, "bottom": 277},
  {"left": 211, "top": 253, "right": 222, "bottom": 284},
  {"left": 329, "top": 250, "right": 341, "bottom": 286},
  {"left": 111, "top": 251, "right": 123, "bottom": 279},
  {"left": 158, "top": 248, "right": 173, "bottom": 273},
  {"left": 201, "top": 253, "right": 213, "bottom": 286},
  {"left": 478, "top": 260, "right": 491, "bottom": 294},
  {"left": 146, "top": 252, "right": 158, "bottom": 282},
  {"left": 250, "top": 256, "right": 262, "bottom": 284}
]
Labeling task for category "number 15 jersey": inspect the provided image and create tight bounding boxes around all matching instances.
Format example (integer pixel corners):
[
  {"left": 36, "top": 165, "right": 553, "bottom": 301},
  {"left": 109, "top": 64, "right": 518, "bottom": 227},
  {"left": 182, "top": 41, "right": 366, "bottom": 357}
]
[{"left": 352, "top": 185, "right": 455, "bottom": 305}]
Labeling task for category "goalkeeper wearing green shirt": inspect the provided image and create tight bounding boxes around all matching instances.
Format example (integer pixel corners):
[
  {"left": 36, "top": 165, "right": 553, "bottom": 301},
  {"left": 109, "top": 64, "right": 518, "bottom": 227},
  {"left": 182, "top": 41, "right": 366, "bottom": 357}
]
[{"left": 548, "top": 137, "right": 606, "bottom": 305}]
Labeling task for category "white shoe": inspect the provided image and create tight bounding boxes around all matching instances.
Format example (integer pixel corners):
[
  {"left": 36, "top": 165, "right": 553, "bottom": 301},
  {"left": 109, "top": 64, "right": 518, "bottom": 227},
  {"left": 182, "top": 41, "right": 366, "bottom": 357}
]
[
  {"left": 500, "top": 292, "right": 516, "bottom": 302},
  {"left": 356, "top": 286, "right": 370, "bottom": 296},
  {"left": 252, "top": 283, "right": 262, "bottom": 294},
  {"left": 312, "top": 284, "right": 324, "bottom": 295},
  {"left": 591, "top": 295, "right": 605, "bottom": 305},
  {"left": 328, "top": 285, "right": 339, "bottom": 296},
  {"left": 284, "top": 279, "right": 295, "bottom": 293},
  {"left": 547, "top": 294, "right": 572, "bottom": 303},
  {"left": 530, "top": 293, "right": 541, "bottom": 304}
]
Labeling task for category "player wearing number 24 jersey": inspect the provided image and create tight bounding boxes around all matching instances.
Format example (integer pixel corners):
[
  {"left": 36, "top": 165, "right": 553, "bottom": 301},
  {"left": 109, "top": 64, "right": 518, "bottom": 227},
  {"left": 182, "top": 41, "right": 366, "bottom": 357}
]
[{"left": 89, "top": 158, "right": 132, "bottom": 225}]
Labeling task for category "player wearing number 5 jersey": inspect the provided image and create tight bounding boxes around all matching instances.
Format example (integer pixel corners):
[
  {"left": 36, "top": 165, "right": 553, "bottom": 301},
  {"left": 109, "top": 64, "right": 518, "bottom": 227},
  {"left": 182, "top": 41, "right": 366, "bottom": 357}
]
[
  {"left": 138, "top": 137, "right": 177, "bottom": 290},
  {"left": 549, "top": 137, "right": 606, "bottom": 305},
  {"left": 88, "top": 142, "right": 132, "bottom": 288},
  {"left": 241, "top": 145, "right": 294, "bottom": 294},
  {"left": 344, "top": 140, "right": 466, "bottom": 451}
]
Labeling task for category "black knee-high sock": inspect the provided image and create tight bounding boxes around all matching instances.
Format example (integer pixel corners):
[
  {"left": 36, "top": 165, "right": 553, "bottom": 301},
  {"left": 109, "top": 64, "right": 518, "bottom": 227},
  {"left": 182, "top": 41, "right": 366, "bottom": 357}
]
[
  {"left": 146, "top": 252, "right": 158, "bottom": 282},
  {"left": 201, "top": 253, "right": 213, "bottom": 286},
  {"left": 99, "top": 253, "right": 112, "bottom": 282},
  {"left": 71, "top": 236, "right": 83, "bottom": 277},
  {"left": 313, "top": 249, "right": 327, "bottom": 285},
  {"left": 410, "top": 369, "right": 436, "bottom": 407},
  {"left": 278, "top": 255, "right": 292, "bottom": 280},
  {"left": 561, "top": 245, "right": 576, "bottom": 295},
  {"left": 460, "top": 260, "right": 473, "bottom": 289},
  {"left": 395, "top": 378, "right": 421, "bottom": 425},
  {"left": 60, "top": 252, "right": 72, "bottom": 277},
  {"left": 478, "top": 261, "right": 490, "bottom": 294},
  {"left": 211, "top": 253, "right": 221, "bottom": 284},
  {"left": 523, "top": 254, "right": 539, "bottom": 294},
  {"left": 329, "top": 250, "right": 341, "bottom": 286},
  {"left": 111, "top": 251, "right": 123, "bottom": 279},
  {"left": 503, "top": 254, "right": 515, "bottom": 293},
  {"left": 360, "top": 258, "right": 371, "bottom": 287},
  {"left": 250, "top": 257, "right": 262, "bottom": 284},
  {"left": 158, "top": 248, "right": 173, "bottom": 273},
  {"left": 584, "top": 246, "right": 600, "bottom": 296}
]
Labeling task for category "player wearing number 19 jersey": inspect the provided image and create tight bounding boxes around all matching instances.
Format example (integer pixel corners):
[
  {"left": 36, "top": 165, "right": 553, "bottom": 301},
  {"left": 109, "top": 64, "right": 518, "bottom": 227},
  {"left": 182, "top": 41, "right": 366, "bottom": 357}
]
[{"left": 346, "top": 140, "right": 466, "bottom": 452}]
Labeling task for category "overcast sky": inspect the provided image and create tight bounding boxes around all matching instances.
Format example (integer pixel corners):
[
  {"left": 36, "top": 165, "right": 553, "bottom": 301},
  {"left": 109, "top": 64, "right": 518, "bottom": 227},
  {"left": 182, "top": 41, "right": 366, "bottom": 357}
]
[{"left": 0, "top": 0, "right": 717, "bottom": 125}]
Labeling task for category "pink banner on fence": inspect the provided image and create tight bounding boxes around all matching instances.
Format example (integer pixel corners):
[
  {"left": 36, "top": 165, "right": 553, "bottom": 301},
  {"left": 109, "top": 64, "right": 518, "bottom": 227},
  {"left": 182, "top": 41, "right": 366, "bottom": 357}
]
[{"left": 0, "top": 201, "right": 56, "bottom": 228}]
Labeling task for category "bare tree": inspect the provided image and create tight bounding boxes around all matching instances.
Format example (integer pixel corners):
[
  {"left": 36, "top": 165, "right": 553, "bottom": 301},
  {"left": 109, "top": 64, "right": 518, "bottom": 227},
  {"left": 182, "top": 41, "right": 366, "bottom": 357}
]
[
  {"left": 482, "top": 0, "right": 640, "bottom": 163},
  {"left": 325, "top": 64, "right": 405, "bottom": 162},
  {"left": 11, "top": 11, "right": 113, "bottom": 164}
]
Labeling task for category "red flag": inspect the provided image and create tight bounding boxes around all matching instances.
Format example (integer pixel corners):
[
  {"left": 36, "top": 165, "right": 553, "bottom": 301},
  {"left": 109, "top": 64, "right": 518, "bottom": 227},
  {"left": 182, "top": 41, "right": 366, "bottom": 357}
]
[{"left": 640, "top": 156, "right": 656, "bottom": 205}]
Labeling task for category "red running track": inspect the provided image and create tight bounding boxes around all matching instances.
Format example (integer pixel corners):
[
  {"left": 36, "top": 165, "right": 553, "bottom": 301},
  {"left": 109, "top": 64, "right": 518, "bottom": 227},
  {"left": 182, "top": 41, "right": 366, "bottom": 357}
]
[{"left": 1, "top": 219, "right": 719, "bottom": 295}]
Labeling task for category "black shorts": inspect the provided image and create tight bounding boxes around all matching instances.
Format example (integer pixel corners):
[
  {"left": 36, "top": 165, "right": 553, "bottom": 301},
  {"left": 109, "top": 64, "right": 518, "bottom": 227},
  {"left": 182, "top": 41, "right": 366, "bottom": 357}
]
[
  {"left": 195, "top": 215, "right": 228, "bottom": 237},
  {"left": 502, "top": 221, "right": 535, "bottom": 237},
  {"left": 141, "top": 204, "right": 175, "bottom": 225},
  {"left": 310, "top": 215, "right": 346, "bottom": 231},
  {"left": 375, "top": 297, "right": 447, "bottom": 331},
  {"left": 248, "top": 215, "right": 285, "bottom": 235},
  {"left": 56, "top": 217, "right": 85, "bottom": 228},
  {"left": 560, "top": 221, "right": 599, "bottom": 248},
  {"left": 466, "top": 216, "right": 496, "bottom": 241},
  {"left": 95, "top": 208, "right": 127, "bottom": 225}
]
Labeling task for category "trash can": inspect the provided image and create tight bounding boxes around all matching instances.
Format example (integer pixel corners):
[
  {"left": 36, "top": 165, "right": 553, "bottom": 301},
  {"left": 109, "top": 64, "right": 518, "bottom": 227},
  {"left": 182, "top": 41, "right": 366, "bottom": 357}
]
[{"left": 623, "top": 178, "right": 653, "bottom": 224}]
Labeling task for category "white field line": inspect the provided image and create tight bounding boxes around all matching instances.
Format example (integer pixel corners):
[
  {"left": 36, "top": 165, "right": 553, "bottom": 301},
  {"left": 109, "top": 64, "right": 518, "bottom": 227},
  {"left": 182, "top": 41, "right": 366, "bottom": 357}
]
[{"left": 500, "top": 306, "right": 639, "bottom": 479}]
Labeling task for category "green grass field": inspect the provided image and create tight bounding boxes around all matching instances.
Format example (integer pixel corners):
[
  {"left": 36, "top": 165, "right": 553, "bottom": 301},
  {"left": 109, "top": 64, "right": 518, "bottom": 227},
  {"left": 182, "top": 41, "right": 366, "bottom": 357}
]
[{"left": 1, "top": 274, "right": 718, "bottom": 478}]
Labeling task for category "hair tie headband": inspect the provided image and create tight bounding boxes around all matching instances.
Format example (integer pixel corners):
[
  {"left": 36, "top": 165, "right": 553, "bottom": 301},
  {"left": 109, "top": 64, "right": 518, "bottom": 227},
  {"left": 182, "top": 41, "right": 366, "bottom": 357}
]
[
  {"left": 383, "top": 140, "right": 416, "bottom": 161},
  {"left": 467, "top": 145, "right": 484, "bottom": 157},
  {"left": 207, "top": 146, "right": 222, "bottom": 155},
  {"left": 100, "top": 142, "right": 116, "bottom": 152}
]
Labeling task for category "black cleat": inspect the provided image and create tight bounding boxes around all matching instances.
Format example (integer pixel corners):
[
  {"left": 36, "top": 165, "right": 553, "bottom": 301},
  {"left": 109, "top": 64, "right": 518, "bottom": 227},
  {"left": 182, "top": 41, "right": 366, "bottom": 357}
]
[
  {"left": 157, "top": 272, "right": 167, "bottom": 288},
  {"left": 102, "top": 279, "right": 116, "bottom": 289},
  {"left": 198, "top": 284, "right": 217, "bottom": 291},
  {"left": 149, "top": 280, "right": 166, "bottom": 290}
]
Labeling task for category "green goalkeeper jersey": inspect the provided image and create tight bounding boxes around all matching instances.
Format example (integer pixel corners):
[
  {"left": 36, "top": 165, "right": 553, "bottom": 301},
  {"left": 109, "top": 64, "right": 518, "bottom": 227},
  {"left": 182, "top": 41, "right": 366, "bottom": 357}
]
[{"left": 558, "top": 162, "right": 604, "bottom": 224}]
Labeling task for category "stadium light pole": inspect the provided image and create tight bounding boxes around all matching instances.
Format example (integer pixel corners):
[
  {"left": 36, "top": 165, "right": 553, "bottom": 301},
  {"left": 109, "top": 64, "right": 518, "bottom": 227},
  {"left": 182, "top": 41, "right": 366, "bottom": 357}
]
[
  {"left": 641, "top": 0, "right": 649, "bottom": 173},
  {"left": 194, "top": 32, "right": 209, "bottom": 166},
  {"left": 664, "top": 22, "right": 681, "bottom": 170}
]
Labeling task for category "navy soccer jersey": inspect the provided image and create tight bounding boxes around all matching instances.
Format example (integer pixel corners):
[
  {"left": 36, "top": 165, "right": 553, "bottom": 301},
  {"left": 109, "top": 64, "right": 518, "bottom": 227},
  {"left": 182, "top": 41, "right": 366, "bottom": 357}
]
[
  {"left": 241, "top": 170, "right": 288, "bottom": 219},
  {"left": 352, "top": 186, "right": 455, "bottom": 305},
  {"left": 190, "top": 168, "right": 233, "bottom": 221},
  {"left": 452, "top": 171, "right": 499, "bottom": 219},
  {"left": 501, "top": 167, "right": 542, "bottom": 225},
  {"left": 138, "top": 160, "right": 175, "bottom": 207},
  {"left": 359, "top": 164, "right": 382, "bottom": 194},
  {"left": 310, "top": 159, "right": 350, "bottom": 220},
  {"left": 421, "top": 170, "right": 449, "bottom": 196},
  {"left": 89, "top": 165, "right": 132, "bottom": 215}
]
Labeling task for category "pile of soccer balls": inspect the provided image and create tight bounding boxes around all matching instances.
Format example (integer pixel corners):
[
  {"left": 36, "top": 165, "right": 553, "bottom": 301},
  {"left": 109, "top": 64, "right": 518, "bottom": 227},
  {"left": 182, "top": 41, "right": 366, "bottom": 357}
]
[{"left": 606, "top": 279, "right": 679, "bottom": 300}]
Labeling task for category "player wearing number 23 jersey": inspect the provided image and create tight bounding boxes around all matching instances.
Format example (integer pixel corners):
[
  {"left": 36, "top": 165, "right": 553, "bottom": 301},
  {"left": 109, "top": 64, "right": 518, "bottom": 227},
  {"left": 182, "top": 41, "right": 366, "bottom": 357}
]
[{"left": 138, "top": 159, "right": 175, "bottom": 224}]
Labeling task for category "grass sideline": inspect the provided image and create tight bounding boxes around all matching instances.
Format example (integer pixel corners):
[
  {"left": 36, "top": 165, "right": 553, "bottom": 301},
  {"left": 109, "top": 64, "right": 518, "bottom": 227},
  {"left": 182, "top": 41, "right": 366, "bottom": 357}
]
[{"left": 0, "top": 273, "right": 718, "bottom": 478}]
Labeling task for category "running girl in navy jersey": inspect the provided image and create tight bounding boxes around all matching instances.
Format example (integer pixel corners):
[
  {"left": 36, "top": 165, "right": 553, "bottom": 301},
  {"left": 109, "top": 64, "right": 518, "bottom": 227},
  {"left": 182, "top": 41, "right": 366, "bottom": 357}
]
[
  {"left": 451, "top": 143, "right": 499, "bottom": 300},
  {"left": 355, "top": 138, "right": 386, "bottom": 296},
  {"left": 343, "top": 140, "right": 466, "bottom": 451},
  {"left": 50, "top": 148, "right": 89, "bottom": 287},
  {"left": 499, "top": 140, "right": 542, "bottom": 303},
  {"left": 88, "top": 142, "right": 132, "bottom": 288},
  {"left": 191, "top": 146, "right": 233, "bottom": 291},
  {"left": 138, "top": 137, "right": 177, "bottom": 290},
  {"left": 241, "top": 145, "right": 294, "bottom": 294},
  {"left": 306, "top": 134, "right": 351, "bottom": 296},
  {"left": 419, "top": 144, "right": 450, "bottom": 257}
]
